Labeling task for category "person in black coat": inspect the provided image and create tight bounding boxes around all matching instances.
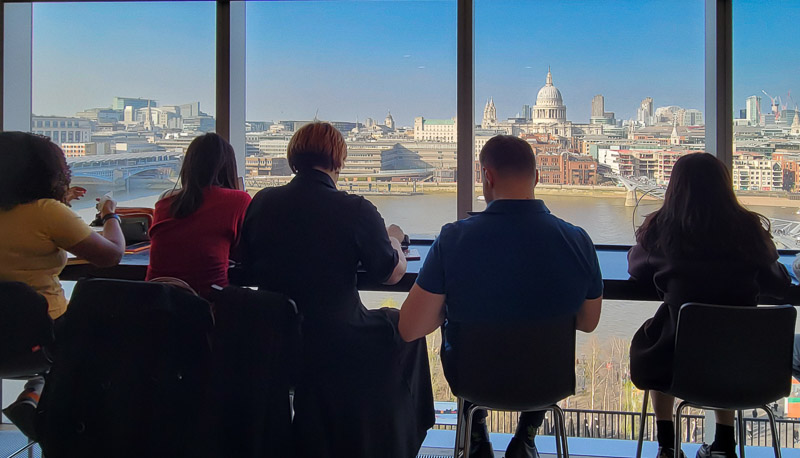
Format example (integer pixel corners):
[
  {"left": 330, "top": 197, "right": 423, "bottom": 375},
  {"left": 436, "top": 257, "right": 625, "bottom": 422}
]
[
  {"left": 628, "top": 153, "right": 790, "bottom": 458},
  {"left": 239, "top": 121, "right": 434, "bottom": 458}
]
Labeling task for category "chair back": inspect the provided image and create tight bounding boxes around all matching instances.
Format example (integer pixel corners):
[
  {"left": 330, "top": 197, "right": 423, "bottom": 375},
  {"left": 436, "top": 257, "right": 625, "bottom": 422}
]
[
  {"left": 442, "top": 314, "right": 576, "bottom": 411},
  {"left": 202, "top": 285, "right": 301, "bottom": 458},
  {"left": 670, "top": 303, "right": 796, "bottom": 409},
  {"left": 36, "top": 278, "right": 214, "bottom": 458},
  {"left": 0, "top": 281, "right": 54, "bottom": 378}
]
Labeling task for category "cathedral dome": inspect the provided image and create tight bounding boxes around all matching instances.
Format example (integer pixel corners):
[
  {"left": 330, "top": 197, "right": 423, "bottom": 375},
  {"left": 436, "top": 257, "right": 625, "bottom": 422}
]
[
  {"left": 531, "top": 67, "right": 567, "bottom": 123},
  {"left": 535, "top": 68, "right": 563, "bottom": 108}
]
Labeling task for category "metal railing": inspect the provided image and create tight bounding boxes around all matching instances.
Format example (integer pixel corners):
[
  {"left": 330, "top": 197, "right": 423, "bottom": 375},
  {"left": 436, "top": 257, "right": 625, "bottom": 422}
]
[{"left": 433, "top": 407, "right": 800, "bottom": 448}]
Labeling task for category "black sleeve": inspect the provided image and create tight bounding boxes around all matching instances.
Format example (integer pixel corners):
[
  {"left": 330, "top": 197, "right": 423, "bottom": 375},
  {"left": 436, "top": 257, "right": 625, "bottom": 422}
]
[
  {"left": 627, "top": 243, "right": 655, "bottom": 282},
  {"left": 354, "top": 197, "right": 399, "bottom": 283},
  {"left": 232, "top": 191, "right": 263, "bottom": 286},
  {"left": 757, "top": 256, "right": 791, "bottom": 299}
]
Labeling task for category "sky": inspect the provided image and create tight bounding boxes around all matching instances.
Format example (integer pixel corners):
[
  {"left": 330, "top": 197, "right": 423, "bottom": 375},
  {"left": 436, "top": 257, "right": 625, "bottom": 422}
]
[{"left": 30, "top": 0, "right": 800, "bottom": 127}]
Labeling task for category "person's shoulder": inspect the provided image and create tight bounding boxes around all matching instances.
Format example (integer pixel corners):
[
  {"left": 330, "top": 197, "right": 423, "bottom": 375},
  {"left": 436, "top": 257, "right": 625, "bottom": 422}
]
[
  {"left": 549, "top": 213, "right": 594, "bottom": 243},
  {"left": 250, "top": 184, "right": 283, "bottom": 204},
  {"left": 332, "top": 189, "right": 374, "bottom": 213},
  {"left": 37, "top": 198, "right": 76, "bottom": 215},
  {"left": 213, "top": 187, "right": 252, "bottom": 204},
  {"left": 433, "top": 220, "right": 467, "bottom": 245}
]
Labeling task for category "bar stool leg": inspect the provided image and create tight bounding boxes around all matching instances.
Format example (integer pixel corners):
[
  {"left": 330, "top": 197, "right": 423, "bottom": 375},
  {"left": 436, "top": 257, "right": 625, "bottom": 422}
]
[
  {"left": 675, "top": 401, "right": 689, "bottom": 455},
  {"left": 737, "top": 410, "right": 747, "bottom": 458},
  {"left": 636, "top": 390, "right": 649, "bottom": 458},
  {"left": 454, "top": 397, "right": 466, "bottom": 458},
  {"left": 7, "top": 440, "right": 35, "bottom": 458},
  {"left": 552, "top": 404, "right": 569, "bottom": 458},
  {"left": 762, "top": 405, "right": 782, "bottom": 458},
  {"left": 463, "top": 404, "right": 482, "bottom": 458}
]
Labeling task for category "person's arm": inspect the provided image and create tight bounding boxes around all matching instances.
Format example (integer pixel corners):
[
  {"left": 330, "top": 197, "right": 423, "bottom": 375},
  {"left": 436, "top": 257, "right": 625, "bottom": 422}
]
[
  {"left": 385, "top": 224, "right": 407, "bottom": 285},
  {"left": 627, "top": 242, "right": 655, "bottom": 281},
  {"left": 399, "top": 231, "right": 448, "bottom": 341},
  {"left": 759, "top": 250, "right": 791, "bottom": 299},
  {"left": 399, "top": 283, "right": 445, "bottom": 342},
  {"left": 66, "top": 199, "right": 124, "bottom": 268},
  {"left": 576, "top": 296, "right": 602, "bottom": 332},
  {"left": 577, "top": 229, "right": 603, "bottom": 333},
  {"left": 356, "top": 198, "right": 404, "bottom": 285}
]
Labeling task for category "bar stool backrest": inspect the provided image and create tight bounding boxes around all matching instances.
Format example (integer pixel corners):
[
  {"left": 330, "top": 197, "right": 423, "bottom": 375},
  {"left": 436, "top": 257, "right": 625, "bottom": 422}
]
[
  {"left": 670, "top": 303, "right": 796, "bottom": 409},
  {"left": 0, "top": 281, "right": 54, "bottom": 378},
  {"left": 203, "top": 285, "right": 301, "bottom": 458},
  {"left": 36, "top": 278, "right": 214, "bottom": 458},
  {"left": 442, "top": 314, "right": 576, "bottom": 411}
]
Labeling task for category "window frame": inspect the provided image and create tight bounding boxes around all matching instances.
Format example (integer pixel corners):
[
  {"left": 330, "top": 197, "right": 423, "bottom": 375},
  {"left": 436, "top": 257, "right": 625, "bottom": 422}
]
[{"left": 1, "top": 0, "right": 734, "bottom": 221}]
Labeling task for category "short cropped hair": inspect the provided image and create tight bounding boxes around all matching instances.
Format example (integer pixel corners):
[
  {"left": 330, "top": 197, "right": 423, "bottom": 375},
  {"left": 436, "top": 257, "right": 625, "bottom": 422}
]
[
  {"left": 478, "top": 135, "right": 536, "bottom": 178},
  {"left": 287, "top": 122, "right": 348, "bottom": 173},
  {"left": 0, "top": 132, "right": 71, "bottom": 210}
]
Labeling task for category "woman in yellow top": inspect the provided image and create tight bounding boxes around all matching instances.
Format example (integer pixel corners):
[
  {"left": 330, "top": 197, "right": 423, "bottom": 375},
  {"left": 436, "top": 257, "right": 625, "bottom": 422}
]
[{"left": 0, "top": 132, "right": 126, "bottom": 440}]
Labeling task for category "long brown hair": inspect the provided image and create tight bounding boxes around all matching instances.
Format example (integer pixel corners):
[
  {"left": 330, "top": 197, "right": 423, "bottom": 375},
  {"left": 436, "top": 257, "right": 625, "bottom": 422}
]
[
  {"left": 636, "top": 152, "right": 774, "bottom": 262},
  {"left": 170, "top": 133, "right": 238, "bottom": 218}
]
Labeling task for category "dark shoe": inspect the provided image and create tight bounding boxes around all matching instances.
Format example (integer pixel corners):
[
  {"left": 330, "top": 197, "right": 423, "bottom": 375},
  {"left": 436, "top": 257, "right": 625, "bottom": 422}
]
[
  {"left": 2, "top": 400, "right": 38, "bottom": 441},
  {"left": 468, "top": 420, "right": 494, "bottom": 458},
  {"left": 468, "top": 439, "right": 494, "bottom": 458},
  {"left": 505, "top": 435, "right": 540, "bottom": 458},
  {"left": 657, "top": 447, "right": 687, "bottom": 458},
  {"left": 696, "top": 443, "right": 737, "bottom": 458}
]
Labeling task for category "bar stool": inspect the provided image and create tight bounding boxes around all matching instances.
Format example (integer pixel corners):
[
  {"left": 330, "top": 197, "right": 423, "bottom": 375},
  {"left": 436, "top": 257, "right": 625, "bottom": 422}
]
[
  {"left": 35, "top": 278, "right": 214, "bottom": 457},
  {"left": 0, "top": 281, "right": 54, "bottom": 458},
  {"left": 443, "top": 315, "right": 576, "bottom": 458},
  {"left": 203, "top": 285, "right": 301, "bottom": 458},
  {"left": 635, "top": 303, "right": 796, "bottom": 458}
]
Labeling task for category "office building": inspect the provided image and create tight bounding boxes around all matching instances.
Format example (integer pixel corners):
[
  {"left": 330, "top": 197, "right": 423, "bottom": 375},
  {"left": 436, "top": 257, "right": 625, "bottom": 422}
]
[
  {"left": 746, "top": 95, "right": 762, "bottom": 127},
  {"left": 30, "top": 116, "right": 92, "bottom": 146},
  {"left": 112, "top": 96, "right": 157, "bottom": 111}
]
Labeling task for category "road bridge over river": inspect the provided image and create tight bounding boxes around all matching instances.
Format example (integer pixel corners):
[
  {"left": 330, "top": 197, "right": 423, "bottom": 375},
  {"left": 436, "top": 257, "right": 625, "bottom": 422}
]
[{"left": 67, "top": 151, "right": 182, "bottom": 186}]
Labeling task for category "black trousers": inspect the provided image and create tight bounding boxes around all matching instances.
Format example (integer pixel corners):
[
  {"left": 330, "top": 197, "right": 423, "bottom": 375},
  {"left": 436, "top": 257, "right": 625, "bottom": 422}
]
[{"left": 464, "top": 401, "right": 546, "bottom": 432}]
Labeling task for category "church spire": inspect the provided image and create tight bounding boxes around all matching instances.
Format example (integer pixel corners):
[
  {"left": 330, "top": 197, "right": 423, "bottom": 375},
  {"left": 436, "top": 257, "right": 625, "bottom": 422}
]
[{"left": 670, "top": 117, "right": 681, "bottom": 145}]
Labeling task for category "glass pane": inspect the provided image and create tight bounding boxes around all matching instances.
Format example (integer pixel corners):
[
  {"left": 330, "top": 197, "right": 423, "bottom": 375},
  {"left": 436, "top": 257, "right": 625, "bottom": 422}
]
[
  {"left": 32, "top": 1, "right": 216, "bottom": 222},
  {"left": 245, "top": 0, "right": 457, "bottom": 239},
  {"left": 475, "top": 0, "right": 705, "bottom": 245},
  {"left": 733, "top": 0, "right": 800, "bottom": 250}
]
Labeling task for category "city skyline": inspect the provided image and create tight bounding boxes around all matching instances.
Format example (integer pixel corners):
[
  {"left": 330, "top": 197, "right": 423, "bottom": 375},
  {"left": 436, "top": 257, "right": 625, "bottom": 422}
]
[{"left": 30, "top": 1, "right": 798, "bottom": 127}]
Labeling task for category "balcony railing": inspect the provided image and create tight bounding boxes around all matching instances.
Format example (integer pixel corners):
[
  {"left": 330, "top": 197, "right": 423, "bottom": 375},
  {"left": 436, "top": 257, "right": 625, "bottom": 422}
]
[{"left": 432, "top": 407, "right": 800, "bottom": 449}]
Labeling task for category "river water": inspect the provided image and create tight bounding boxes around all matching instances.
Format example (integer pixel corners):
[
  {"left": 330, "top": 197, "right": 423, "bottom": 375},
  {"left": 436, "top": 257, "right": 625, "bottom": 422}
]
[{"left": 68, "top": 186, "right": 800, "bottom": 347}]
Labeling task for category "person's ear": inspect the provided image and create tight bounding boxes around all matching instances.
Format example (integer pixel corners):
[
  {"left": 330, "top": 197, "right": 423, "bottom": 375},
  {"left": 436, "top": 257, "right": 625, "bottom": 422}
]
[
  {"left": 483, "top": 167, "right": 494, "bottom": 188},
  {"left": 534, "top": 169, "right": 539, "bottom": 187}
]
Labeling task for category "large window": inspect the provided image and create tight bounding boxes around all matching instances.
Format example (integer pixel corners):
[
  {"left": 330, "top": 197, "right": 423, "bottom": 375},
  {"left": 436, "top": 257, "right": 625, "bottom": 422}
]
[
  {"left": 31, "top": 1, "right": 215, "bottom": 222},
  {"left": 245, "top": 0, "right": 457, "bottom": 238},
  {"left": 733, "top": 0, "right": 800, "bottom": 249},
  {"left": 474, "top": 0, "right": 704, "bottom": 244}
]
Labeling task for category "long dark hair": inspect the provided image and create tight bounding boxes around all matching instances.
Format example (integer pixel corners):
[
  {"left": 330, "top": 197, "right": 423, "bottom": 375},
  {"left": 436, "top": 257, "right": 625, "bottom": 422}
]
[
  {"left": 0, "top": 132, "right": 71, "bottom": 210},
  {"left": 170, "top": 133, "right": 238, "bottom": 218},
  {"left": 636, "top": 152, "right": 774, "bottom": 262}
]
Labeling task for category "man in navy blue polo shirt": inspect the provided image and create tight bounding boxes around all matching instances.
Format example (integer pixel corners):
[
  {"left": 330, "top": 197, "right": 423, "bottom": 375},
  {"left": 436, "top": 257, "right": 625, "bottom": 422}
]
[{"left": 399, "top": 135, "right": 603, "bottom": 458}]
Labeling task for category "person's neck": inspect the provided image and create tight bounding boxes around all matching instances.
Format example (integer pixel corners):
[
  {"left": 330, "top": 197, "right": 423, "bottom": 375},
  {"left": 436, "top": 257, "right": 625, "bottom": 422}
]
[
  {"left": 490, "top": 187, "right": 536, "bottom": 201},
  {"left": 312, "top": 166, "right": 339, "bottom": 182}
]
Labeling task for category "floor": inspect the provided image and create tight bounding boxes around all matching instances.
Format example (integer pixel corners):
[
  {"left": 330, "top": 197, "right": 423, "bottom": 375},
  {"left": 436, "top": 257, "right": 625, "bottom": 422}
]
[
  {"left": 418, "top": 429, "right": 800, "bottom": 458},
  {"left": 1, "top": 426, "right": 798, "bottom": 458}
]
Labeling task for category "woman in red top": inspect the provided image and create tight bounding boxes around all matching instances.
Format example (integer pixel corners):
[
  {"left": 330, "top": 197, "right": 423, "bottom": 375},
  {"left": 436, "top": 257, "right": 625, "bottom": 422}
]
[{"left": 146, "top": 133, "right": 251, "bottom": 298}]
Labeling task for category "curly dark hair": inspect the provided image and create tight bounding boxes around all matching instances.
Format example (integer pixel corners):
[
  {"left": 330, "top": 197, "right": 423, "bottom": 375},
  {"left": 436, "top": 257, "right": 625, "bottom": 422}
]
[{"left": 0, "top": 132, "right": 71, "bottom": 210}]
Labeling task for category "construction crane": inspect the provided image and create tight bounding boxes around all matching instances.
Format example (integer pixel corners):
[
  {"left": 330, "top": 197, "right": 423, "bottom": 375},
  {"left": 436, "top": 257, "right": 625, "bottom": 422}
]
[{"left": 762, "top": 90, "right": 781, "bottom": 122}]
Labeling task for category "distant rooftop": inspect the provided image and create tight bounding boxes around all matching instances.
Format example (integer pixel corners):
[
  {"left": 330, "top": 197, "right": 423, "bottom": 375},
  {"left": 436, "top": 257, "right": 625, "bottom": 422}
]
[{"left": 422, "top": 119, "right": 455, "bottom": 126}]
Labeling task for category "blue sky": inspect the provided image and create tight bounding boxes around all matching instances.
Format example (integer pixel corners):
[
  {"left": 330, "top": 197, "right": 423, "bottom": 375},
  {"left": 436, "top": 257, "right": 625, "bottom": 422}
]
[{"left": 31, "top": 1, "right": 799, "bottom": 127}]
